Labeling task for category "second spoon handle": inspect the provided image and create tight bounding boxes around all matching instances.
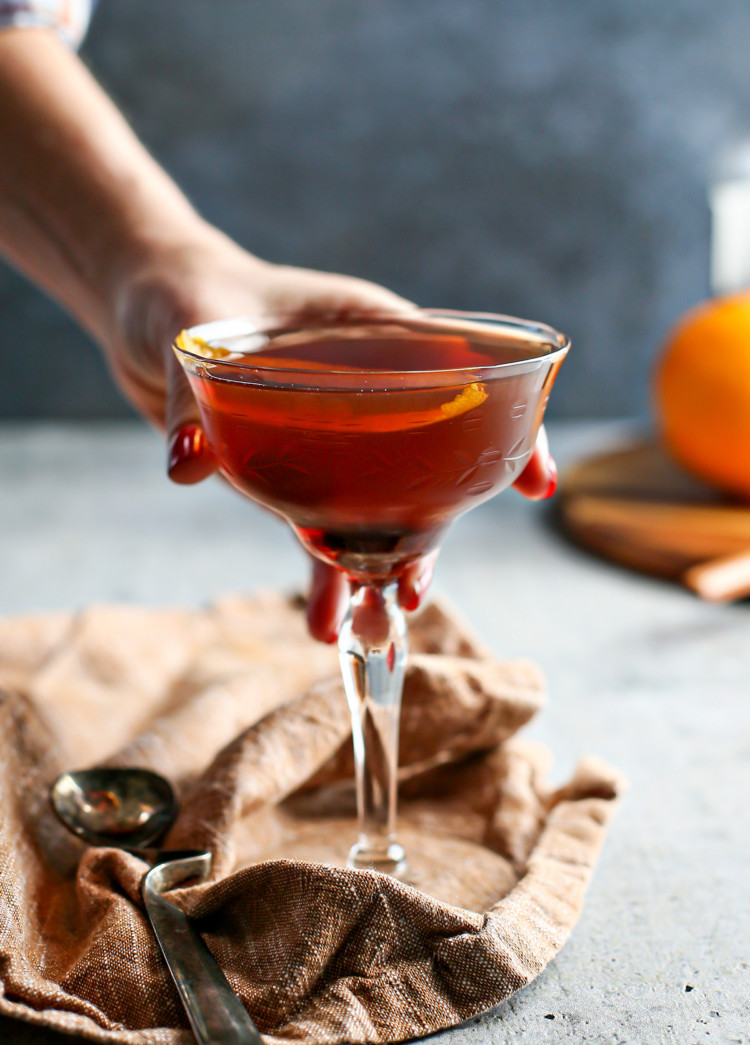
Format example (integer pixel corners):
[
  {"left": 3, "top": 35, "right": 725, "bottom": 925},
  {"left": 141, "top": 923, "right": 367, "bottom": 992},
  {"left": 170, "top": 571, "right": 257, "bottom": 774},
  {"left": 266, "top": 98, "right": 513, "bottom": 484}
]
[{"left": 142, "top": 853, "right": 263, "bottom": 1045}]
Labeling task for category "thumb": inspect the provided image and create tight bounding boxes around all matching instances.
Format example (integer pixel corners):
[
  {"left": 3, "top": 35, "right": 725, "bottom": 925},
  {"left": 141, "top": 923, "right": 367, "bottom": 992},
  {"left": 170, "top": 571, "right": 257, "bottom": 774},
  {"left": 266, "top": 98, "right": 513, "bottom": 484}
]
[{"left": 165, "top": 347, "right": 217, "bottom": 484}]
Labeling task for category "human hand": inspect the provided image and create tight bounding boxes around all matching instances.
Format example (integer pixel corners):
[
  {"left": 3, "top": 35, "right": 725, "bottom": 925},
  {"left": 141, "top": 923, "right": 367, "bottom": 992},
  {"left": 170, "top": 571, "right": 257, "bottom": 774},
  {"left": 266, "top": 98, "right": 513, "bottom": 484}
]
[
  {"left": 0, "top": 30, "right": 554, "bottom": 642},
  {"left": 108, "top": 225, "right": 557, "bottom": 641}
]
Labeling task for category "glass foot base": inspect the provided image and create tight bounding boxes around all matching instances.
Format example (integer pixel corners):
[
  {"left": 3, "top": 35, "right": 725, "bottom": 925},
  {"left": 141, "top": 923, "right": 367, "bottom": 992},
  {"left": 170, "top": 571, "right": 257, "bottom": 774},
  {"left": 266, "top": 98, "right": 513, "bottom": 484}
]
[{"left": 347, "top": 841, "right": 408, "bottom": 880}]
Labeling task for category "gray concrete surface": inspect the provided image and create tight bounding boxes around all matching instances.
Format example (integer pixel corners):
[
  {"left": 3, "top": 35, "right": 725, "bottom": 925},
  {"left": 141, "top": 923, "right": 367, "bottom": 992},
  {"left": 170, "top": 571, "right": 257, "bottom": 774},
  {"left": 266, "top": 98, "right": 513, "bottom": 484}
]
[
  {"left": 6, "top": 1, "right": 750, "bottom": 419},
  {"left": 0, "top": 421, "right": 748, "bottom": 1044}
]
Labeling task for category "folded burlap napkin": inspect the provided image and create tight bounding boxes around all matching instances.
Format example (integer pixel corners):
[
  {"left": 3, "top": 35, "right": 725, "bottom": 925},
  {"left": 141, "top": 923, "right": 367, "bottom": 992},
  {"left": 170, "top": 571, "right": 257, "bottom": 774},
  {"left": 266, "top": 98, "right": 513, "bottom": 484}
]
[{"left": 0, "top": 592, "right": 623, "bottom": 1044}]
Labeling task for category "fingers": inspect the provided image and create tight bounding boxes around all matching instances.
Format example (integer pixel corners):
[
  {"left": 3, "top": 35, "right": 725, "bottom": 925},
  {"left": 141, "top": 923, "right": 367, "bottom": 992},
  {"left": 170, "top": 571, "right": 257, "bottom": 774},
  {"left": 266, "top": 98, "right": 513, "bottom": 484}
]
[
  {"left": 512, "top": 425, "right": 558, "bottom": 500},
  {"left": 268, "top": 265, "right": 416, "bottom": 324},
  {"left": 306, "top": 552, "right": 438, "bottom": 644},
  {"left": 306, "top": 559, "right": 349, "bottom": 644},
  {"left": 165, "top": 348, "right": 217, "bottom": 484},
  {"left": 329, "top": 277, "right": 416, "bottom": 317},
  {"left": 398, "top": 551, "right": 438, "bottom": 612}
]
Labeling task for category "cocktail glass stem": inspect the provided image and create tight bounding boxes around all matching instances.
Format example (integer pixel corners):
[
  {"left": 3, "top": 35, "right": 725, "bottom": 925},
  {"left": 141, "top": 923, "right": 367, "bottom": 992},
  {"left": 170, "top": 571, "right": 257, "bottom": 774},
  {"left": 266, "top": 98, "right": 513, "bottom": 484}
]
[{"left": 338, "top": 580, "right": 408, "bottom": 876}]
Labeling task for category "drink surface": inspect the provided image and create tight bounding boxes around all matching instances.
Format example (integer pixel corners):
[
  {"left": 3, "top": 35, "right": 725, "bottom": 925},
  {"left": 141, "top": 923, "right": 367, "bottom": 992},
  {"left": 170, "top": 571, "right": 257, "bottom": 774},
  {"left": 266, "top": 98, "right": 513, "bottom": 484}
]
[{"left": 185, "top": 324, "right": 561, "bottom": 579}]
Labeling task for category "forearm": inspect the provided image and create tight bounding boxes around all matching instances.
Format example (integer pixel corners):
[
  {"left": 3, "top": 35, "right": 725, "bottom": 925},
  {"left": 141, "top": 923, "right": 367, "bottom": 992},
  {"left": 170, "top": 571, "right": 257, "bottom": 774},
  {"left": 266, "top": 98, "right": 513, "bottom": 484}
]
[{"left": 0, "top": 28, "right": 210, "bottom": 344}]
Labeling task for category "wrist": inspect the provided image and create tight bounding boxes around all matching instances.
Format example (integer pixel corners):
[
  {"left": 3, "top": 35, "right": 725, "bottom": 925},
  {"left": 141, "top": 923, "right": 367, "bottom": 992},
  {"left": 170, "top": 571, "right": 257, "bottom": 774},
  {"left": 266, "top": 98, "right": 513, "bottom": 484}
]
[
  {"left": 95, "top": 206, "right": 213, "bottom": 326},
  {"left": 108, "top": 222, "right": 271, "bottom": 358}
]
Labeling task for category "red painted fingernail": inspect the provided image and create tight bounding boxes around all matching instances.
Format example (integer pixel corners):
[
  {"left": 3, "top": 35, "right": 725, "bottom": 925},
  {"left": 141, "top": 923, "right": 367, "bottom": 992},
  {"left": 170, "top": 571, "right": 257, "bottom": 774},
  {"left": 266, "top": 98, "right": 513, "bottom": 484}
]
[
  {"left": 403, "top": 563, "right": 434, "bottom": 611},
  {"left": 542, "top": 459, "right": 558, "bottom": 499},
  {"left": 167, "top": 424, "right": 212, "bottom": 484},
  {"left": 308, "top": 610, "right": 342, "bottom": 645},
  {"left": 305, "top": 605, "right": 338, "bottom": 644}
]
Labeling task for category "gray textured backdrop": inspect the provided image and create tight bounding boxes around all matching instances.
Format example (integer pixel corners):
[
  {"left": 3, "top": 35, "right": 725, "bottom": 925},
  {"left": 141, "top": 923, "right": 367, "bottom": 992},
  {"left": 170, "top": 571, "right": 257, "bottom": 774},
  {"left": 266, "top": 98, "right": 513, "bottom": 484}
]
[{"left": 3, "top": 0, "right": 750, "bottom": 419}]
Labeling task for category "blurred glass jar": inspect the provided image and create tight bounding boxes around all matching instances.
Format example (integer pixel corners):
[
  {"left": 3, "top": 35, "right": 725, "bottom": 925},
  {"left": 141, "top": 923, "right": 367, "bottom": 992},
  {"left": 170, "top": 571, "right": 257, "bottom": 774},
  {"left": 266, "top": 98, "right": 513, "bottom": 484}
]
[{"left": 710, "top": 140, "right": 750, "bottom": 295}]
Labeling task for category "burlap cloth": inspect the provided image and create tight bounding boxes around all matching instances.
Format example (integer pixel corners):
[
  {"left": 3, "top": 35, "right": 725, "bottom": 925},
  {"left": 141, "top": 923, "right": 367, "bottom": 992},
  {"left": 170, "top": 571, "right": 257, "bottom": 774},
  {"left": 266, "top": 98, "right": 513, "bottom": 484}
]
[{"left": 0, "top": 592, "right": 623, "bottom": 1044}]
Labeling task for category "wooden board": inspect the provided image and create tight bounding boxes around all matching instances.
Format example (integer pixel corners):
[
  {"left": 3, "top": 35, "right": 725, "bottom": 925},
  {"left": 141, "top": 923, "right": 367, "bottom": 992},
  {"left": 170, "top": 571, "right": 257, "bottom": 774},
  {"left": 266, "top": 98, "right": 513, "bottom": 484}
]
[{"left": 556, "top": 439, "right": 750, "bottom": 600}]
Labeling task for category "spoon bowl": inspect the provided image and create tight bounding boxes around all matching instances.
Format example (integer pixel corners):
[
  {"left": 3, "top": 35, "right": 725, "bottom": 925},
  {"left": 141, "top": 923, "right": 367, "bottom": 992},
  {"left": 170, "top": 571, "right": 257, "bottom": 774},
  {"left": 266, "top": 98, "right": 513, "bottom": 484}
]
[{"left": 50, "top": 767, "right": 177, "bottom": 849}]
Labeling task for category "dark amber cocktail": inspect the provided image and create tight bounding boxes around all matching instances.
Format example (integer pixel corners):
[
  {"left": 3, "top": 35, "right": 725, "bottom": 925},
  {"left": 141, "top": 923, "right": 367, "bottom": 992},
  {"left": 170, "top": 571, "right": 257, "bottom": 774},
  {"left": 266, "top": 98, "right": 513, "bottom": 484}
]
[{"left": 177, "top": 316, "right": 566, "bottom": 581}]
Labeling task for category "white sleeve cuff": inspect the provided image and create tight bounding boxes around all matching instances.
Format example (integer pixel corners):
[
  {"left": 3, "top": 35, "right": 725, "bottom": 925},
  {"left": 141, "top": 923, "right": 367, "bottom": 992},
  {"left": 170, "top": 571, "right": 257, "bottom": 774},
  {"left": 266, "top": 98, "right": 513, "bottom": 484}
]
[{"left": 0, "top": 0, "right": 93, "bottom": 49}]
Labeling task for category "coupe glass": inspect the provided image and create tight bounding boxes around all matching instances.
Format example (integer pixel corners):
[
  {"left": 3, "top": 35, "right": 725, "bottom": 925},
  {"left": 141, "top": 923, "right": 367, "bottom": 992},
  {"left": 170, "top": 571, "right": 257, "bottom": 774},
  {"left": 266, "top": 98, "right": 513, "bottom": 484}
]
[{"left": 174, "top": 310, "right": 568, "bottom": 877}]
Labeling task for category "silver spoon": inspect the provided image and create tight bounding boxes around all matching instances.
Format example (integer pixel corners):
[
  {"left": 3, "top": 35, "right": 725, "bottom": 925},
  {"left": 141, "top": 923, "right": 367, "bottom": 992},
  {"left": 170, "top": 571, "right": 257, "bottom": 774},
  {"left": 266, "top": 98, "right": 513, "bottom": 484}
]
[{"left": 50, "top": 767, "right": 263, "bottom": 1045}]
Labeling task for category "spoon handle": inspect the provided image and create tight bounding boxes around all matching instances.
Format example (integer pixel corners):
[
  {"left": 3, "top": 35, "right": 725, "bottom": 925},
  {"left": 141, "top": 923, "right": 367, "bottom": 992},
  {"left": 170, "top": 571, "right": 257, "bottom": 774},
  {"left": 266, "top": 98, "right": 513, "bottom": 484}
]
[{"left": 142, "top": 854, "right": 264, "bottom": 1044}]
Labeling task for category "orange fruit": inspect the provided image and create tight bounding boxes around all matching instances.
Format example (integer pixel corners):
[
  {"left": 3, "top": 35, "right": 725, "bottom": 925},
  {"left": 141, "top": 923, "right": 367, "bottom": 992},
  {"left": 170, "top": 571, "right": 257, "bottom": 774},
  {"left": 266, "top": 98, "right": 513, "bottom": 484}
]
[{"left": 654, "top": 293, "right": 750, "bottom": 499}]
